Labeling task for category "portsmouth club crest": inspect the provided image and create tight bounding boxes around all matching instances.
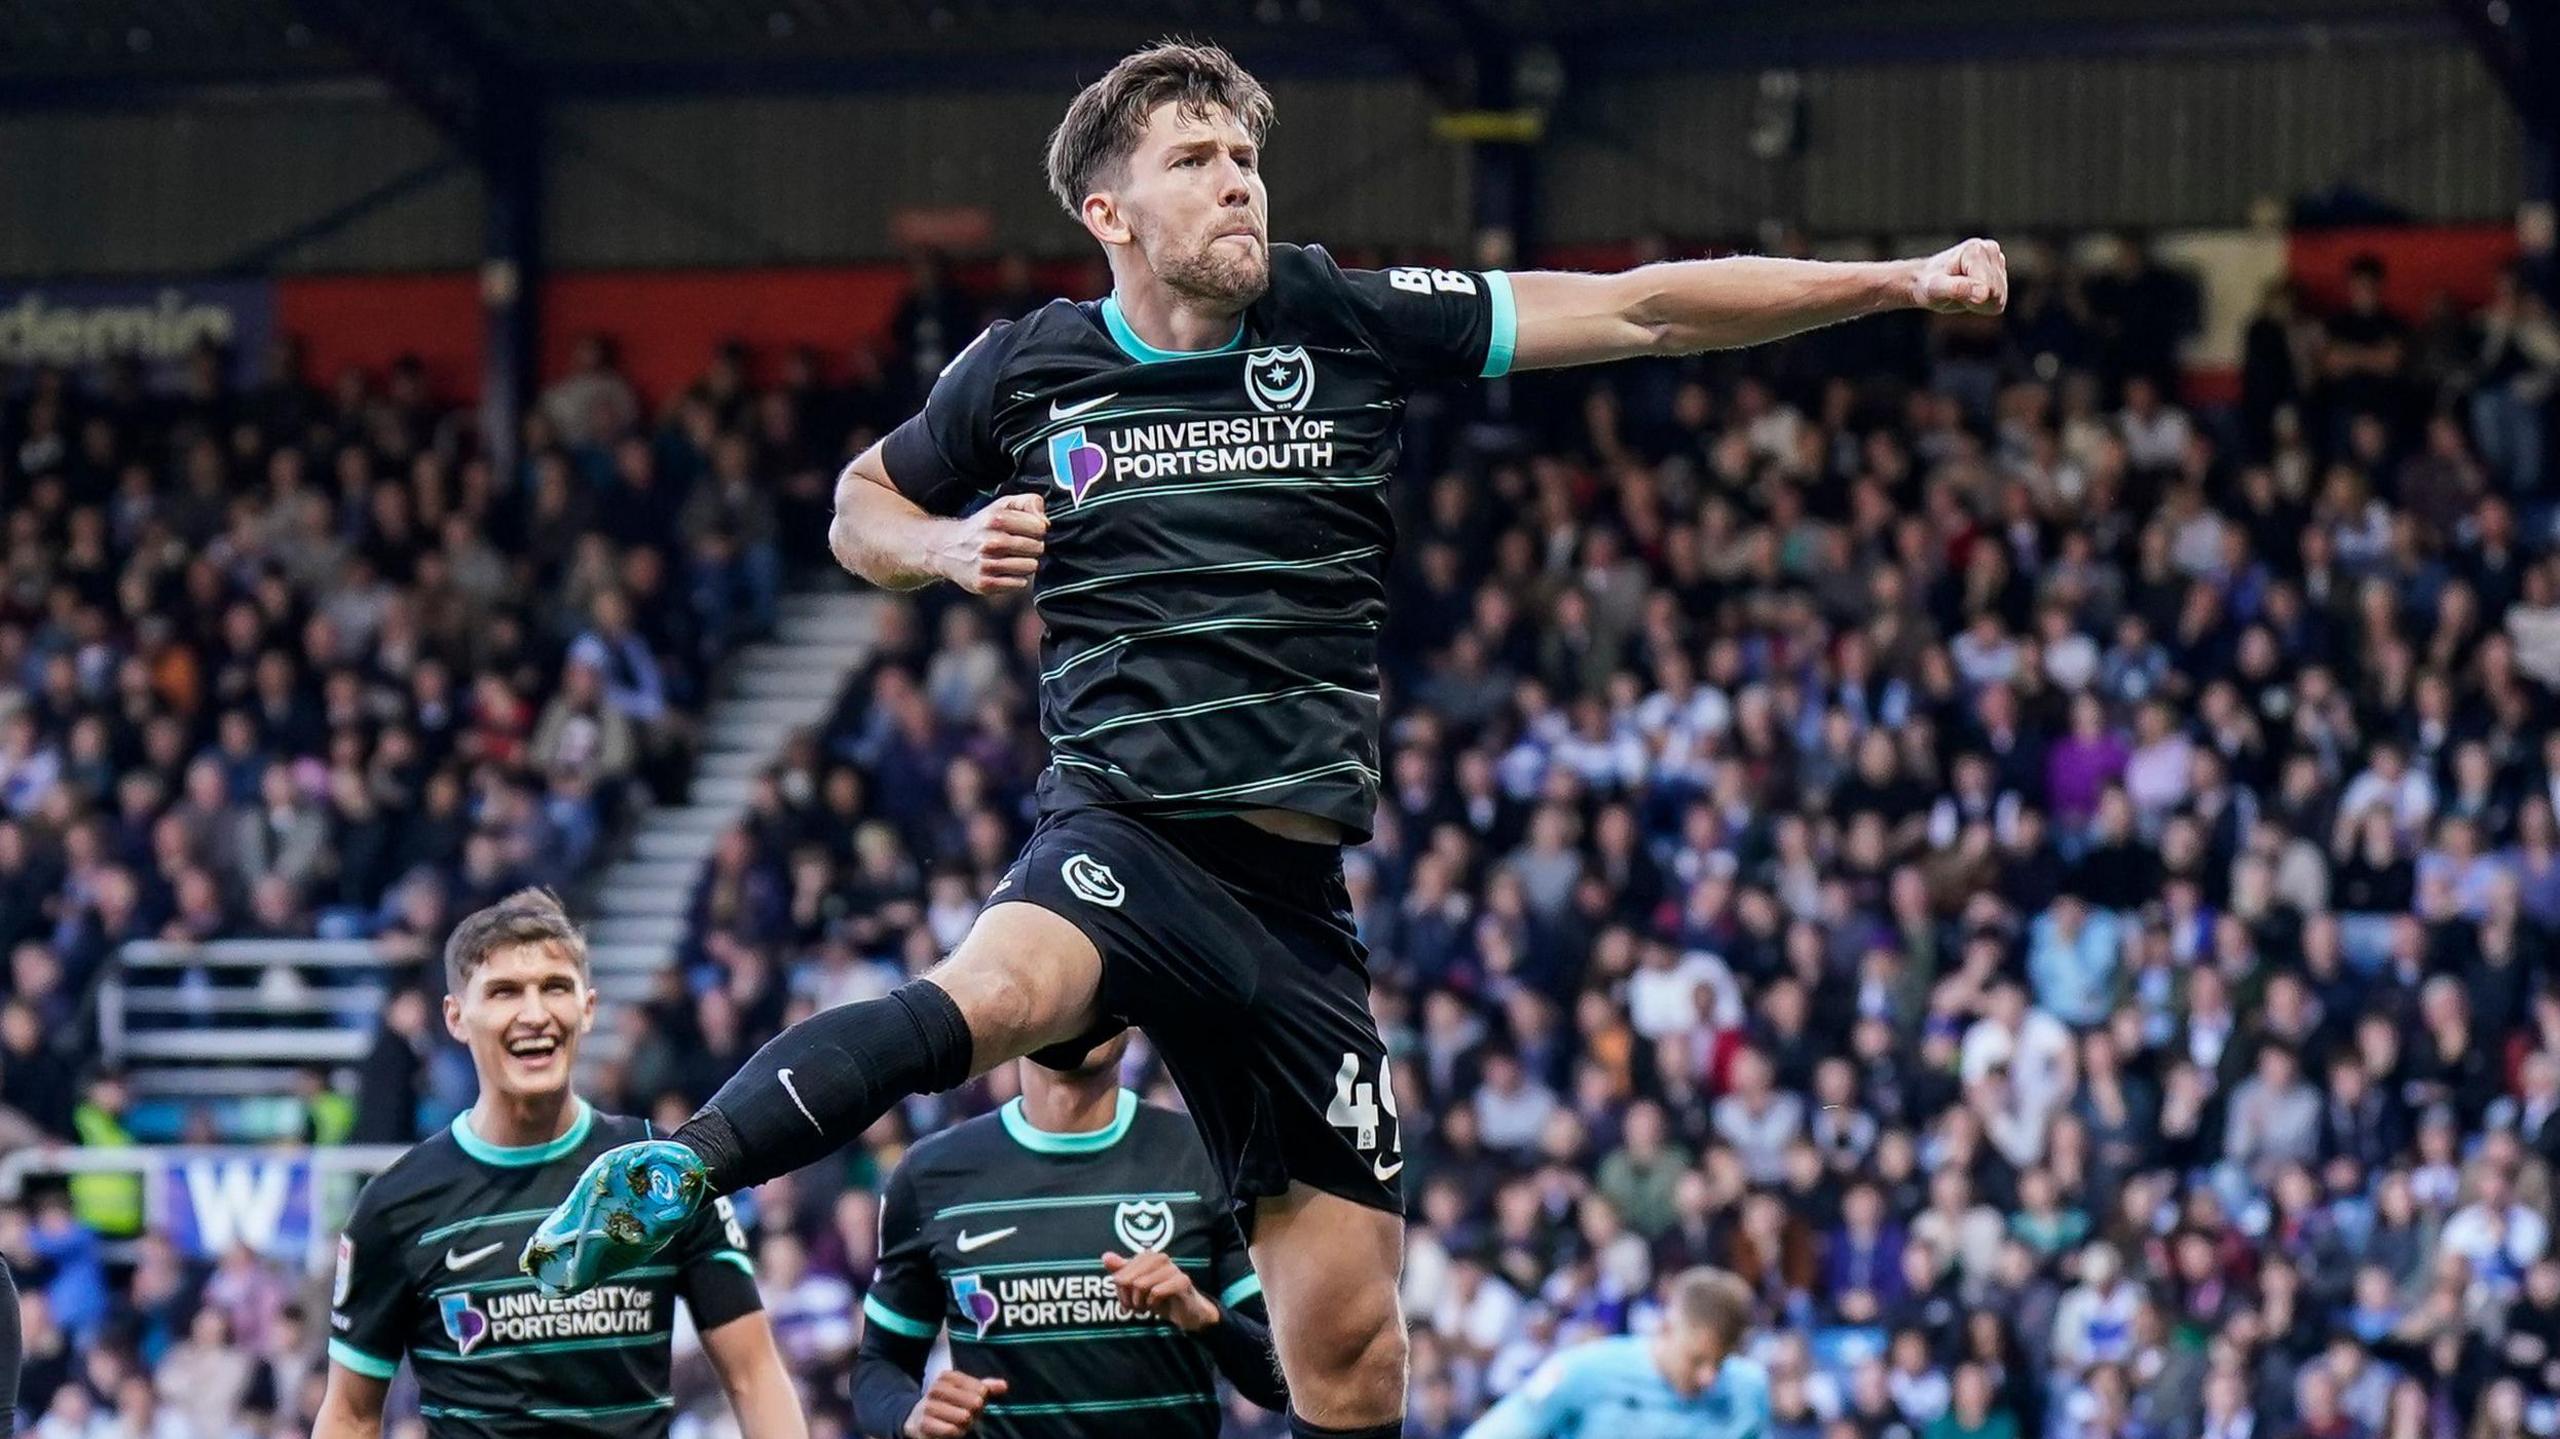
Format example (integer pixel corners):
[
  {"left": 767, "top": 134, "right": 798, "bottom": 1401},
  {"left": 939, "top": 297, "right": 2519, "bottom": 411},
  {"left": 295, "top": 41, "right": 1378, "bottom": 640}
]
[
  {"left": 1244, "top": 346, "right": 1313, "bottom": 413},
  {"left": 1113, "top": 1199, "right": 1175, "bottom": 1254},
  {"left": 1047, "top": 427, "right": 1108, "bottom": 505},
  {"left": 951, "top": 1274, "right": 1001, "bottom": 1338}
]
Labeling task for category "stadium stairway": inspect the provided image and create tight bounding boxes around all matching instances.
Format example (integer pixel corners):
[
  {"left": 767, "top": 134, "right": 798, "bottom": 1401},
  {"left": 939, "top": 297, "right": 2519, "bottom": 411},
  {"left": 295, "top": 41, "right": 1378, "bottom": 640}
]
[{"left": 574, "top": 585, "right": 883, "bottom": 1081}]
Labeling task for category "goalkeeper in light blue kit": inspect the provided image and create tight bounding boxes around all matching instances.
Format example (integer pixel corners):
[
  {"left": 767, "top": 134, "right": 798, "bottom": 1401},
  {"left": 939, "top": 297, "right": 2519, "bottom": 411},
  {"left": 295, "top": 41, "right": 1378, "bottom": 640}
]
[{"left": 1464, "top": 1268, "right": 1770, "bottom": 1439}]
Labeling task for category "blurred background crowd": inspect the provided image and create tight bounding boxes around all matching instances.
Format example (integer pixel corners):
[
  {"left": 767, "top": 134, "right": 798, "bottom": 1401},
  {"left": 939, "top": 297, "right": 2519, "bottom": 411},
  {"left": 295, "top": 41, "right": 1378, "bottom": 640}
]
[{"left": 1, "top": 221, "right": 2556, "bottom": 1439}]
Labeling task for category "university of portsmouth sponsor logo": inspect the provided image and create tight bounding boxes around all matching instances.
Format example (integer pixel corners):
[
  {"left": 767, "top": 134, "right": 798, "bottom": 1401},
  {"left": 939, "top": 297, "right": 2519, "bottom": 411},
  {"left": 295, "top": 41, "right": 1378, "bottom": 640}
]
[
  {"left": 1244, "top": 346, "right": 1313, "bottom": 413},
  {"left": 442, "top": 1285, "right": 657, "bottom": 1354},
  {"left": 952, "top": 1275, "right": 1001, "bottom": 1338},
  {"left": 1048, "top": 427, "right": 1109, "bottom": 504}
]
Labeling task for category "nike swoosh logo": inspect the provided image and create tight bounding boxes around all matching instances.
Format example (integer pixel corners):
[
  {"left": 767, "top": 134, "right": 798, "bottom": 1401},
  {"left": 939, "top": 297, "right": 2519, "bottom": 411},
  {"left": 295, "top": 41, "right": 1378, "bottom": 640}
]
[
  {"left": 445, "top": 1242, "right": 506, "bottom": 1272},
  {"left": 778, "top": 1068, "right": 823, "bottom": 1135},
  {"left": 1372, "top": 1156, "right": 1405, "bottom": 1182},
  {"left": 1048, "top": 393, "right": 1118, "bottom": 421},
  {"left": 955, "top": 1227, "right": 1017, "bottom": 1254}
]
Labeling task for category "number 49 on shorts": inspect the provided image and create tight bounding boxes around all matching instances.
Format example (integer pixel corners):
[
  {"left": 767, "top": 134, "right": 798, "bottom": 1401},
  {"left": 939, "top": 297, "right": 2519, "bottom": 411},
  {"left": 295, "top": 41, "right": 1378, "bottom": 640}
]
[{"left": 1326, "top": 1052, "right": 1402, "bottom": 1170}]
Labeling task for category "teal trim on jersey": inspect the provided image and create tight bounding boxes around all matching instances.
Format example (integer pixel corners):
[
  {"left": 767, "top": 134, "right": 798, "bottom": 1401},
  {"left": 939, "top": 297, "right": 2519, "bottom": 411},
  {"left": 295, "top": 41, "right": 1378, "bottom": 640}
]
[
  {"left": 451, "top": 1099, "right": 593, "bottom": 1168},
  {"left": 416, "top": 1207, "right": 558, "bottom": 1247},
  {"left": 956, "top": 1256, "right": 1210, "bottom": 1279},
  {"left": 430, "top": 1264, "right": 674, "bottom": 1299},
  {"left": 1000, "top": 1088, "right": 1138, "bottom": 1154},
  {"left": 975, "top": 1323, "right": 1178, "bottom": 1345},
  {"left": 1037, "top": 547, "right": 1386, "bottom": 604},
  {"left": 412, "top": 1332, "right": 661, "bottom": 1363},
  {"left": 864, "top": 1294, "right": 938, "bottom": 1340},
  {"left": 1220, "top": 1273, "right": 1263, "bottom": 1308},
  {"left": 1054, "top": 681, "right": 1377, "bottom": 743},
  {"left": 1101, "top": 295, "right": 1244, "bottom": 364},
  {"left": 712, "top": 1250, "right": 756, "bottom": 1277},
  {"left": 1482, "top": 269, "right": 1518, "bottom": 378},
  {"left": 423, "top": 1399, "right": 673, "bottom": 1422},
  {"left": 1055, "top": 471, "right": 1388, "bottom": 518},
  {"left": 934, "top": 1190, "right": 1201, "bottom": 1222},
  {"left": 328, "top": 1339, "right": 399, "bottom": 1380},
  {"left": 987, "top": 1394, "right": 1218, "bottom": 1417}
]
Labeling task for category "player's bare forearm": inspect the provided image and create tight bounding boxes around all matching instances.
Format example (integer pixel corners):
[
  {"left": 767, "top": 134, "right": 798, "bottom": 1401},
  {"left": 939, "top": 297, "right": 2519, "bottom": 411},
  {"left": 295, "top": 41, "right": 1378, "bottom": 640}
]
[
  {"left": 312, "top": 1368, "right": 388, "bottom": 1439},
  {"left": 831, "top": 449, "right": 956, "bottom": 591},
  {"left": 1510, "top": 238, "right": 2006, "bottom": 370},
  {"left": 831, "top": 446, "right": 1049, "bottom": 597},
  {"left": 704, "top": 1312, "right": 812, "bottom": 1439}
]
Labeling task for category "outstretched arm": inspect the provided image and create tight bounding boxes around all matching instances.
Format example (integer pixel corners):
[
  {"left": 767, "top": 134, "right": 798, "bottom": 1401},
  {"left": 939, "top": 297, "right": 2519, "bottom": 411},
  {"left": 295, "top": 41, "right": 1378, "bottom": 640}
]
[{"left": 1508, "top": 238, "right": 2007, "bottom": 371}]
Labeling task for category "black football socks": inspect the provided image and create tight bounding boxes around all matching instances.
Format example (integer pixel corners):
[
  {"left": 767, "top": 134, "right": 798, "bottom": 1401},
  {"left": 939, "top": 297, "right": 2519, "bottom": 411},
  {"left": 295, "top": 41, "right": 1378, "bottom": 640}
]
[{"left": 673, "top": 980, "right": 974, "bottom": 1193}]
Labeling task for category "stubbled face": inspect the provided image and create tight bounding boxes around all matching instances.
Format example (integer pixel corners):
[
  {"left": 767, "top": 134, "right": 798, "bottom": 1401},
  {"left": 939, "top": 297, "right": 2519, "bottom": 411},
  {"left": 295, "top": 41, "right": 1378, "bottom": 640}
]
[
  {"left": 446, "top": 941, "right": 594, "bottom": 1104},
  {"left": 1096, "top": 101, "right": 1269, "bottom": 306}
]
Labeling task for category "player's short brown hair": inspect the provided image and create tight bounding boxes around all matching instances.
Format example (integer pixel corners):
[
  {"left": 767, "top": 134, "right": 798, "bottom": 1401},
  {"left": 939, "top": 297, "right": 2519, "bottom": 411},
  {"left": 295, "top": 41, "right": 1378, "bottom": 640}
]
[
  {"left": 1044, "top": 40, "right": 1274, "bottom": 218},
  {"left": 1668, "top": 1266, "right": 1755, "bottom": 1345},
  {"left": 443, "top": 887, "right": 588, "bottom": 994}
]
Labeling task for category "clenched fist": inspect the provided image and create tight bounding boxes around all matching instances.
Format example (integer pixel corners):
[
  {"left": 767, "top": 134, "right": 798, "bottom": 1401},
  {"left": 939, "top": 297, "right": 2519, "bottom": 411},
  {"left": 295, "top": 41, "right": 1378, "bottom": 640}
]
[
  {"left": 1910, "top": 237, "right": 2008, "bottom": 315},
  {"left": 1103, "top": 1250, "right": 1222, "bottom": 1333},
  {"left": 903, "top": 1370, "right": 1008, "bottom": 1439},
  {"left": 932, "top": 492, "right": 1048, "bottom": 595}
]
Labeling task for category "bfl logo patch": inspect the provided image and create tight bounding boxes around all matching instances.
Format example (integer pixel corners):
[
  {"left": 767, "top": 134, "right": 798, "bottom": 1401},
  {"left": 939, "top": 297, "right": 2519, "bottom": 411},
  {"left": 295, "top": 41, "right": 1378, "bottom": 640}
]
[
  {"left": 1244, "top": 346, "right": 1313, "bottom": 413},
  {"left": 1113, "top": 1200, "right": 1175, "bottom": 1254}
]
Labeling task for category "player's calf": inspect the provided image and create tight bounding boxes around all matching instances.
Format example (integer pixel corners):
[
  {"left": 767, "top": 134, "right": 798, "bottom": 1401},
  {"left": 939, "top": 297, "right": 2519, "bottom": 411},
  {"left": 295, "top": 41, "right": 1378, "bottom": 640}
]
[{"left": 1252, "top": 1185, "right": 1409, "bottom": 1437}]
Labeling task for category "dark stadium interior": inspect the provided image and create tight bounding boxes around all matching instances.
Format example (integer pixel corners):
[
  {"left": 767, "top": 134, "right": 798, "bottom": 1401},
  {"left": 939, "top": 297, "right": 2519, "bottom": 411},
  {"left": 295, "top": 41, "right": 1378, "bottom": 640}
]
[{"left": 0, "top": 1, "right": 2557, "bottom": 1437}]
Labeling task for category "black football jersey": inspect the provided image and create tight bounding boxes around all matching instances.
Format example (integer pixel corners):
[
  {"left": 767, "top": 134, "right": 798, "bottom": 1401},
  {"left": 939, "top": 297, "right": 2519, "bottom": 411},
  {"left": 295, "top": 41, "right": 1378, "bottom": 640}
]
[
  {"left": 863, "top": 1091, "right": 1264, "bottom": 1438},
  {"left": 879, "top": 244, "right": 1515, "bottom": 840},
  {"left": 328, "top": 1103, "right": 763, "bottom": 1437}
]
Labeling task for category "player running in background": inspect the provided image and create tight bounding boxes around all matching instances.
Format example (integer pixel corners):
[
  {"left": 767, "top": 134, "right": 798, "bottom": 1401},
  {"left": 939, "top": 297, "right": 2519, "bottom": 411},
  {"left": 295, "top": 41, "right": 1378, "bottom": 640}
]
[
  {"left": 314, "top": 890, "right": 805, "bottom": 1439},
  {"left": 851, "top": 1029, "right": 1285, "bottom": 1438},
  {"left": 1462, "top": 1270, "right": 1769, "bottom": 1439},
  {"left": 525, "top": 40, "right": 2004, "bottom": 1439}
]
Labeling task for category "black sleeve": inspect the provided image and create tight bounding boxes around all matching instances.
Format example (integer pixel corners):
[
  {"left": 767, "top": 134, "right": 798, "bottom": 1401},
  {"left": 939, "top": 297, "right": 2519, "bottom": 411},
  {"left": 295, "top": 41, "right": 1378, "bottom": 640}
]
[
  {"left": 878, "top": 321, "right": 1017, "bottom": 514},
  {"left": 1302, "top": 244, "right": 1517, "bottom": 384},
  {"left": 852, "top": 1322, "right": 932, "bottom": 1439},
  {"left": 325, "top": 1182, "right": 409, "bottom": 1381},
  {"left": 862, "top": 1162, "right": 947, "bottom": 1348},
  {"left": 1195, "top": 1294, "right": 1287, "bottom": 1412},
  {"left": 673, "top": 1194, "right": 765, "bottom": 1333}
]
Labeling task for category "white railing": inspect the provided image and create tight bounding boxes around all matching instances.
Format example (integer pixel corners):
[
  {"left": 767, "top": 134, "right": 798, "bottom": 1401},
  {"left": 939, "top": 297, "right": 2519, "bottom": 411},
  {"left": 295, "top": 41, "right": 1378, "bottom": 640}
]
[
  {"left": 0, "top": 1143, "right": 412, "bottom": 1274},
  {"left": 99, "top": 938, "right": 429, "bottom": 1071}
]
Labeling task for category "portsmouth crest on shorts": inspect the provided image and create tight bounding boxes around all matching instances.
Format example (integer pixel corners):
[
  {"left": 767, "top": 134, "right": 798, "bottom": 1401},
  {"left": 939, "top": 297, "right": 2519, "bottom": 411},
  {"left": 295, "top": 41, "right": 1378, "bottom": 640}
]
[
  {"left": 1061, "top": 852, "right": 1124, "bottom": 908},
  {"left": 1113, "top": 1199, "right": 1175, "bottom": 1254}
]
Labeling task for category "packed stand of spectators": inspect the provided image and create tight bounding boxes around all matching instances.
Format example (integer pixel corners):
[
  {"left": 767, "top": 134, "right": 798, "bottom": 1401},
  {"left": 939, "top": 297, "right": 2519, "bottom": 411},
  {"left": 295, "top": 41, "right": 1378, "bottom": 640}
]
[
  {"left": 596, "top": 237, "right": 2560, "bottom": 1439},
  {"left": 0, "top": 323, "right": 814, "bottom": 1433}
]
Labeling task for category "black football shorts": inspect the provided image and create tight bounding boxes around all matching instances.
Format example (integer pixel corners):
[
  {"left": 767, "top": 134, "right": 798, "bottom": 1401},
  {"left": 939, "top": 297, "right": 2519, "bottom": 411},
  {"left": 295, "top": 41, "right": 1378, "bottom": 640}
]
[{"left": 998, "top": 806, "right": 1406, "bottom": 1220}]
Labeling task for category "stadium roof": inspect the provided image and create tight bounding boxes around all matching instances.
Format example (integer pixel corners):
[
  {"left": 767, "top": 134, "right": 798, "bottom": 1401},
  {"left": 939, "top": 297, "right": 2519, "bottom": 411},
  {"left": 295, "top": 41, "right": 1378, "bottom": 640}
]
[{"left": 2, "top": 0, "right": 2451, "bottom": 103}]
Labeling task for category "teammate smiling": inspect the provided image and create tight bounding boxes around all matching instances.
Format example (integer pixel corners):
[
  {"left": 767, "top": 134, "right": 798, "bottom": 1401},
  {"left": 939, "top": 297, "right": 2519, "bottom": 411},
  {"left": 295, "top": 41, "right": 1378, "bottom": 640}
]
[
  {"left": 314, "top": 890, "right": 804, "bottom": 1439},
  {"left": 525, "top": 41, "right": 2003, "bottom": 1439}
]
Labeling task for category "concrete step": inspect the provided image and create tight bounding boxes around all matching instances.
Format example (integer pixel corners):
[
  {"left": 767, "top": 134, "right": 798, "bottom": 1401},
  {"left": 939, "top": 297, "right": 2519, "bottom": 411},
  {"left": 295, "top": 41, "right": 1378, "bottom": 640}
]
[
  {"left": 595, "top": 884, "right": 691, "bottom": 918},
  {"left": 589, "top": 915, "right": 689, "bottom": 947},
  {"left": 586, "top": 942, "right": 677, "bottom": 971},
  {"left": 695, "top": 749, "right": 770, "bottom": 781},
  {"left": 648, "top": 805, "right": 738, "bottom": 834},
  {"left": 600, "top": 859, "right": 703, "bottom": 892},
  {"left": 690, "top": 775, "right": 756, "bottom": 808},
  {"left": 633, "top": 829, "right": 722, "bottom": 863}
]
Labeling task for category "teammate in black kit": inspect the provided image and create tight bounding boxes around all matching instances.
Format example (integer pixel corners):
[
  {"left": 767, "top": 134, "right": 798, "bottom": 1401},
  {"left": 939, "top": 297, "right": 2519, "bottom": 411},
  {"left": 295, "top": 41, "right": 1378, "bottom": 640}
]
[
  {"left": 526, "top": 40, "right": 2008, "bottom": 1439},
  {"left": 850, "top": 1030, "right": 1285, "bottom": 1438},
  {"left": 314, "top": 890, "right": 804, "bottom": 1439}
]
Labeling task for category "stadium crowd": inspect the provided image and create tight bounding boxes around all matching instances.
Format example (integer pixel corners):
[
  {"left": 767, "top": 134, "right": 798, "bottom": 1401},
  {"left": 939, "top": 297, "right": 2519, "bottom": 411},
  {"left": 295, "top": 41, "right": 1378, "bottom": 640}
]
[{"left": 1, "top": 233, "right": 2557, "bottom": 1439}]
